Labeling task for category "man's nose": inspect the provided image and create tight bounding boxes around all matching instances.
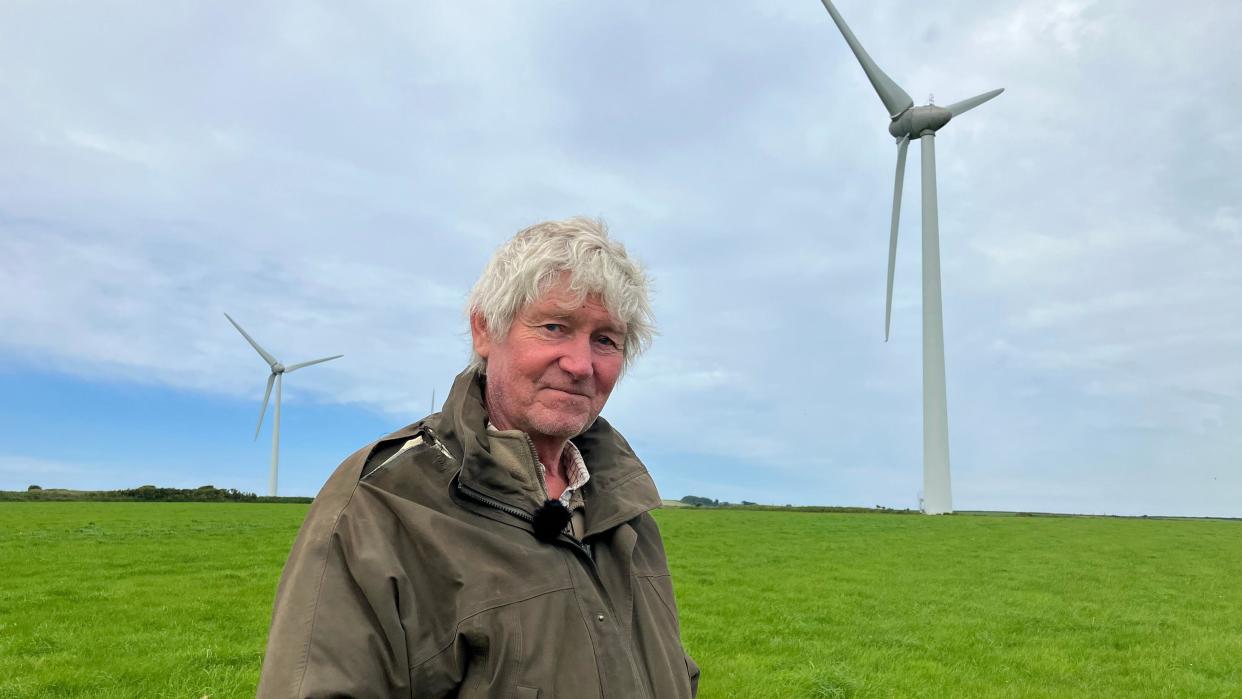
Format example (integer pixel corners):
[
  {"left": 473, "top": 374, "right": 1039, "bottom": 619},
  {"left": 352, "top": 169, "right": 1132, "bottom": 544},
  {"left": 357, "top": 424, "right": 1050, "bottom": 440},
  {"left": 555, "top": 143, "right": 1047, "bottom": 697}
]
[{"left": 558, "top": 334, "right": 594, "bottom": 380}]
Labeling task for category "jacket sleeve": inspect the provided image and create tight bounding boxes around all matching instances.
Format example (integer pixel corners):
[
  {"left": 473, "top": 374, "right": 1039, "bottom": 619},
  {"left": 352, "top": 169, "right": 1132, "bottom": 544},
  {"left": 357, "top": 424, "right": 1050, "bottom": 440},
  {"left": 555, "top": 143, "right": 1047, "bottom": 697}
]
[{"left": 257, "top": 452, "right": 411, "bottom": 699}]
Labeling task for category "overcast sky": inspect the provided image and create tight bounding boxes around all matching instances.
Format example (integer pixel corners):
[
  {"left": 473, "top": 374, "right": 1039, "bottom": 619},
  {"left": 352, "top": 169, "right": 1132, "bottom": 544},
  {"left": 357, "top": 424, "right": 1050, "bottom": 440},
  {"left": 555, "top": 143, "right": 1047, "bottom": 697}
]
[{"left": 1, "top": 1, "right": 1239, "bottom": 516}]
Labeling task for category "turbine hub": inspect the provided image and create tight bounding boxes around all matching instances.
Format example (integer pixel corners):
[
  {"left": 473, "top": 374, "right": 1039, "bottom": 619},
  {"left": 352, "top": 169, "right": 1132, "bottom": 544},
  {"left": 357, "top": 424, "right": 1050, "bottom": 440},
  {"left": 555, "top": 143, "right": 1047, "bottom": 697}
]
[
  {"left": 273, "top": 363, "right": 285, "bottom": 374},
  {"left": 889, "top": 104, "right": 952, "bottom": 139}
]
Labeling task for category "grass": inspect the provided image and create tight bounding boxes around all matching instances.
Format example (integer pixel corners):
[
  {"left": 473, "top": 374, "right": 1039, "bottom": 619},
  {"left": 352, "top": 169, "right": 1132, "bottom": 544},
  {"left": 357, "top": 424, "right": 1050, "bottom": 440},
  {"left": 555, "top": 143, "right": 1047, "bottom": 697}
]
[
  {"left": 2, "top": 503, "right": 1240, "bottom": 697},
  {"left": 0, "top": 503, "right": 303, "bottom": 698},
  {"left": 663, "top": 510, "right": 1242, "bottom": 698}
]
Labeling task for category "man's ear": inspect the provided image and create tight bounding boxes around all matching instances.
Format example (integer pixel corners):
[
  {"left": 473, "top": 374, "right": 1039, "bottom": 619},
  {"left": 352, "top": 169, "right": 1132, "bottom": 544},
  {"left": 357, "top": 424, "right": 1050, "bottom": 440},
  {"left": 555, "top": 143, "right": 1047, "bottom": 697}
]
[{"left": 470, "top": 313, "right": 491, "bottom": 361}]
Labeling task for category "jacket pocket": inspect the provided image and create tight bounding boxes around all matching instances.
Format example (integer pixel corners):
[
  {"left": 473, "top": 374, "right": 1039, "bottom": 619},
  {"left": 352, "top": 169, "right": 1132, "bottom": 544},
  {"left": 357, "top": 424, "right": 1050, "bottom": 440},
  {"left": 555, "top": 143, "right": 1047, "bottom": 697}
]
[
  {"left": 644, "top": 575, "right": 682, "bottom": 631},
  {"left": 634, "top": 575, "right": 696, "bottom": 698},
  {"left": 515, "top": 687, "right": 540, "bottom": 698}
]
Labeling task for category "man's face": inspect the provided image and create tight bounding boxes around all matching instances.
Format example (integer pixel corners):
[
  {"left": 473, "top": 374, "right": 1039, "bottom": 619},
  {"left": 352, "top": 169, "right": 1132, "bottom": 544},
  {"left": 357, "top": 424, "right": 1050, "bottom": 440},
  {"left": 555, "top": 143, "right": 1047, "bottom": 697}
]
[{"left": 472, "top": 275, "right": 626, "bottom": 442}]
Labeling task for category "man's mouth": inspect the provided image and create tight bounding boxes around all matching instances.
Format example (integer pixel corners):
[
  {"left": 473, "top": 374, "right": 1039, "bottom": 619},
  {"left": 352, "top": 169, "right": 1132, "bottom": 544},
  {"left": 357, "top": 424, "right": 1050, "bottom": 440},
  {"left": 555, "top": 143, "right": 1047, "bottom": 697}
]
[{"left": 545, "top": 387, "right": 590, "bottom": 399}]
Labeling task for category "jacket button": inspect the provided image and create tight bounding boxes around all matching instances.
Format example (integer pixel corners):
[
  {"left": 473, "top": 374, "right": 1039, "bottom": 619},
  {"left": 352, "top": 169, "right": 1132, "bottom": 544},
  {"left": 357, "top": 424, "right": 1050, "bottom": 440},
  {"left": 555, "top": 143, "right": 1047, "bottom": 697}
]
[{"left": 596, "top": 613, "right": 605, "bottom": 622}]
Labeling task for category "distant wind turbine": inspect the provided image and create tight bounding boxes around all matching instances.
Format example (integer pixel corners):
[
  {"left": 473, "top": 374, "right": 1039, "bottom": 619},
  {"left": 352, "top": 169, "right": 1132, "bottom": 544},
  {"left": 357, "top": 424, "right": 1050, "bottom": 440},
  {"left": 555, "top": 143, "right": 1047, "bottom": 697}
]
[
  {"left": 225, "top": 313, "right": 342, "bottom": 496},
  {"left": 818, "top": 0, "right": 1003, "bottom": 514}
]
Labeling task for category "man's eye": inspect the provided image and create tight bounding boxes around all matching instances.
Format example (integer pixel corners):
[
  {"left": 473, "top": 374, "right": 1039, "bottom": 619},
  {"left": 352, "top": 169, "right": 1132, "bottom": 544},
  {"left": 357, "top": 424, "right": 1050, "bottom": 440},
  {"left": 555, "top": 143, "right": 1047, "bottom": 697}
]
[
  {"left": 542, "top": 324, "right": 565, "bottom": 333},
  {"left": 595, "top": 335, "right": 621, "bottom": 349}
]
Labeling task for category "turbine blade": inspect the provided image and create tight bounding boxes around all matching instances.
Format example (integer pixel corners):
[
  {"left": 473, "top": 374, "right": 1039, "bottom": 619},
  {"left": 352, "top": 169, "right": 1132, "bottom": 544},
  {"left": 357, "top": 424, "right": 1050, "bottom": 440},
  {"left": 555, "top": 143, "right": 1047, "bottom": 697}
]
[
  {"left": 819, "top": 0, "right": 914, "bottom": 119},
  {"left": 886, "top": 136, "right": 909, "bottom": 342},
  {"left": 224, "top": 313, "right": 279, "bottom": 368},
  {"left": 255, "top": 372, "right": 274, "bottom": 440},
  {"left": 284, "top": 354, "right": 343, "bottom": 373},
  {"left": 946, "top": 88, "right": 1004, "bottom": 118}
]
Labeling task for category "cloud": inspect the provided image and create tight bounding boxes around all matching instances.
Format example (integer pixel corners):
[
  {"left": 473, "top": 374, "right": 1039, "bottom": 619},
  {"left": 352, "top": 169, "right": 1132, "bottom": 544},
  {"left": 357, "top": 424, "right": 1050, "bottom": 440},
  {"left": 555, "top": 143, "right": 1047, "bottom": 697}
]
[{"left": 1, "top": 0, "right": 1240, "bottom": 514}]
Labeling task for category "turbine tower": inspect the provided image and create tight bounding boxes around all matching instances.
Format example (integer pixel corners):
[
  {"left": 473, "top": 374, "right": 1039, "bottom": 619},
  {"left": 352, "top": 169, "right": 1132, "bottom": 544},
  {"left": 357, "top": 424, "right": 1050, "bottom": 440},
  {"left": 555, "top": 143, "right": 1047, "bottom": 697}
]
[
  {"left": 225, "top": 313, "right": 342, "bottom": 497},
  {"left": 818, "top": 0, "right": 1003, "bottom": 514}
]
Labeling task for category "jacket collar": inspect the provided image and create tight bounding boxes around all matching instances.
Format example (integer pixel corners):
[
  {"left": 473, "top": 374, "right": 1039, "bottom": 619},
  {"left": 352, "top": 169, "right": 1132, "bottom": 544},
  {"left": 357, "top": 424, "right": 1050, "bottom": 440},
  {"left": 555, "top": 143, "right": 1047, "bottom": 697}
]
[{"left": 436, "top": 367, "right": 662, "bottom": 538}]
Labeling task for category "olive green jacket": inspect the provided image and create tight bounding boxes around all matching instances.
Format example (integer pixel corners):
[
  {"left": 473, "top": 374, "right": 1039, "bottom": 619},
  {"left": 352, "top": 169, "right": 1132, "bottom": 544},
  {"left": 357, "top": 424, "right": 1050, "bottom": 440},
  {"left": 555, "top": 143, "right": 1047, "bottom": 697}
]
[{"left": 257, "top": 368, "right": 700, "bottom": 698}]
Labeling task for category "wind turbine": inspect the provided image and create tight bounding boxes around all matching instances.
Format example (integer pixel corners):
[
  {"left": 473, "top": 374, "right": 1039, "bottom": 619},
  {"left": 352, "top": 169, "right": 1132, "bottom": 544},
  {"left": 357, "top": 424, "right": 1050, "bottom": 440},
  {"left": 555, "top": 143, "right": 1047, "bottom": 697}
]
[
  {"left": 818, "top": 0, "right": 1003, "bottom": 514},
  {"left": 225, "top": 313, "right": 342, "bottom": 497}
]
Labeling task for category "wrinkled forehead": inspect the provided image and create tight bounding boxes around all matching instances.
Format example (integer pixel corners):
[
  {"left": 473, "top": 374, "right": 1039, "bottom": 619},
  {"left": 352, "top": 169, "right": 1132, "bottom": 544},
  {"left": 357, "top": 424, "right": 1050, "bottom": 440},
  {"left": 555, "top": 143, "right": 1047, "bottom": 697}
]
[{"left": 526, "top": 274, "right": 626, "bottom": 329}]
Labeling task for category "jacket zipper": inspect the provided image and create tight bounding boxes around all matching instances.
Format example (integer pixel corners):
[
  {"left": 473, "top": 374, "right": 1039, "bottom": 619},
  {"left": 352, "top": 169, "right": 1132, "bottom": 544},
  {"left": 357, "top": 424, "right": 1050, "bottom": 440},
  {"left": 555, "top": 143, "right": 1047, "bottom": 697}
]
[
  {"left": 454, "top": 474, "right": 653, "bottom": 699},
  {"left": 454, "top": 477, "right": 592, "bottom": 556},
  {"left": 428, "top": 425, "right": 591, "bottom": 557},
  {"left": 435, "top": 428, "right": 653, "bottom": 699},
  {"left": 518, "top": 432, "right": 552, "bottom": 502}
]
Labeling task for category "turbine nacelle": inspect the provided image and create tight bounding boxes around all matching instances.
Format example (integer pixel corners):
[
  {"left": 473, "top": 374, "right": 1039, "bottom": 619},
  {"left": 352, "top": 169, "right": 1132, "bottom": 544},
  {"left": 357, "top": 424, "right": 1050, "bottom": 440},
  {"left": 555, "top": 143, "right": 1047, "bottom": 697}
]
[{"left": 889, "top": 104, "right": 952, "bottom": 139}]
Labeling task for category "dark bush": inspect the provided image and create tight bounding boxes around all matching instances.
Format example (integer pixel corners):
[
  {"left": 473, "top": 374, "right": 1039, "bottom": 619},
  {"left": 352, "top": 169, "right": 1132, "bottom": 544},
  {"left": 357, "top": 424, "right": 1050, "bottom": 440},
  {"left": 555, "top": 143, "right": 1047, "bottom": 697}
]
[{"left": 680, "top": 495, "right": 718, "bottom": 507}]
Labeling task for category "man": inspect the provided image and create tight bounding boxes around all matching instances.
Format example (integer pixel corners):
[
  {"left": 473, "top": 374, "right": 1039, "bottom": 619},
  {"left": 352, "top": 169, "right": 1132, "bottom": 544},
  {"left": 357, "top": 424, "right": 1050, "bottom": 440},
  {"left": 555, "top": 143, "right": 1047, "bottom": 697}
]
[{"left": 257, "top": 218, "right": 700, "bottom": 698}]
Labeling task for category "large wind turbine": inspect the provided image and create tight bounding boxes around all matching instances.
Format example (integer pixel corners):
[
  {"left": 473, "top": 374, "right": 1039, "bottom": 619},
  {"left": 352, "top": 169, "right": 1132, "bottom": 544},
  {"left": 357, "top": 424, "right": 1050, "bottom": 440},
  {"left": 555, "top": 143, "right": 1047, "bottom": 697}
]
[
  {"left": 225, "top": 313, "right": 342, "bottom": 496},
  {"left": 818, "top": 0, "right": 1003, "bottom": 514}
]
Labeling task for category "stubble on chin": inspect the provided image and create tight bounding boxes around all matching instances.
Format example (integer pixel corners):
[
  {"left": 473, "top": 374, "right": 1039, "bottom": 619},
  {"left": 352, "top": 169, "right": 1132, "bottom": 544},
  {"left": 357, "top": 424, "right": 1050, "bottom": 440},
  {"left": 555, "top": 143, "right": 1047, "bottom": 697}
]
[{"left": 527, "top": 403, "right": 593, "bottom": 440}]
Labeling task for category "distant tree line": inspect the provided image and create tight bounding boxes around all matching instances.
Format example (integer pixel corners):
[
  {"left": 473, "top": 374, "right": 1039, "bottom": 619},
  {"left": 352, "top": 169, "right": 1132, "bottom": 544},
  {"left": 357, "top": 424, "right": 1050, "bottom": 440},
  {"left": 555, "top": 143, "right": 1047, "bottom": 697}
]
[
  {"left": 680, "top": 495, "right": 721, "bottom": 507},
  {"left": 678, "top": 495, "right": 916, "bottom": 515},
  {"left": 125, "top": 485, "right": 260, "bottom": 502},
  {"left": 2, "top": 485, "right": 312, "bottom": 504},
  {"left": 679, "top": 495, "right": 758, "bottom": 508}
]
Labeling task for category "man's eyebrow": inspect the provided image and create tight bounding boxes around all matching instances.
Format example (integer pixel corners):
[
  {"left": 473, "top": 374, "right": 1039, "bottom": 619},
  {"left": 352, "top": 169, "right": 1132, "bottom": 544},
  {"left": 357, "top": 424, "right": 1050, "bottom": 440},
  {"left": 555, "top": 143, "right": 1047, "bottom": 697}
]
[
  {"left": 531, "top": 310, "right": 575, "bottom": 322},
  {"left": 593, "top": 320, "right": 627, "bottom": 336},
  {"left": 528, "top": 305, "right": 625, "bottom": 331}
]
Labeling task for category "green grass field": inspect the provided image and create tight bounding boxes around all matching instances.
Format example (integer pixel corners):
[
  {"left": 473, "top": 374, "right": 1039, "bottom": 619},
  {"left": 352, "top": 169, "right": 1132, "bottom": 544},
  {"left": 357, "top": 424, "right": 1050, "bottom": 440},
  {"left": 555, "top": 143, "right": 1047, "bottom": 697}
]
[{"left": 2, "top": 503, "right": 1240, "bottom": 697}]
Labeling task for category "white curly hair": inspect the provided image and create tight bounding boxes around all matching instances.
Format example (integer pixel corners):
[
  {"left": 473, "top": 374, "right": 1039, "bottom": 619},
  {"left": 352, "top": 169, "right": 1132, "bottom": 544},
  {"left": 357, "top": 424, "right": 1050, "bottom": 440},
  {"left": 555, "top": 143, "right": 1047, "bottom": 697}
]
[{"left": 466, "top": 217, "right": 655, "bottom": 372}]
